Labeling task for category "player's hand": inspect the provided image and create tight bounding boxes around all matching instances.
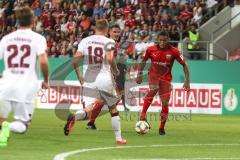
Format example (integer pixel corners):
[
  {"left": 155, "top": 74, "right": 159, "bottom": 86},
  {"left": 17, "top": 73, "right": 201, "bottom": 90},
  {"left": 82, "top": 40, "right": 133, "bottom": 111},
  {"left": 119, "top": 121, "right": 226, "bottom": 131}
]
[
  {"left": 183, "top": 81, "right": 190, "bottom": 91},
  {"left": 136, "top": 74, "right": 143, "bottom": 84},
  {"left": 41, "top": 81, "right": 49, "bottom": 89}
]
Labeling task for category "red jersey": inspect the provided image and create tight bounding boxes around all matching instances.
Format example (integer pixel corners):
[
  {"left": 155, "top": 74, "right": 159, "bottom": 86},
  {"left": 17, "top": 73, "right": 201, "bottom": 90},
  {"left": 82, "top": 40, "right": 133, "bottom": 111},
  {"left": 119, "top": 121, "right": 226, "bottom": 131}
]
[{"left": 143, "top": 45, "right": 185, "bottom": 81}]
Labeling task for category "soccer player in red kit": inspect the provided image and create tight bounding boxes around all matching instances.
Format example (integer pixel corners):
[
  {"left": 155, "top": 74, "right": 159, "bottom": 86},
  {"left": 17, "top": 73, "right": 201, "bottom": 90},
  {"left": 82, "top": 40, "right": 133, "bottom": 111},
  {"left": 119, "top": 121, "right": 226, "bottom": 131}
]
[{"left": 136, "top": 31, "right": 190, "bottom": 135}]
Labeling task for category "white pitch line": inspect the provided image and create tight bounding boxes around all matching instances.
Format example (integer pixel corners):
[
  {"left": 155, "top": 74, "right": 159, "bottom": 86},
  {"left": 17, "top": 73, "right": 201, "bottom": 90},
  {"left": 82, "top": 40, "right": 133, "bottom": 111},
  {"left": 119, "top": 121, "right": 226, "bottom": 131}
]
[
  {"left": 53, "top": 146, "right": 144, "bottom": 160},
  {"left": 53, "top": 144, "right": 240, "bottom": 160}
]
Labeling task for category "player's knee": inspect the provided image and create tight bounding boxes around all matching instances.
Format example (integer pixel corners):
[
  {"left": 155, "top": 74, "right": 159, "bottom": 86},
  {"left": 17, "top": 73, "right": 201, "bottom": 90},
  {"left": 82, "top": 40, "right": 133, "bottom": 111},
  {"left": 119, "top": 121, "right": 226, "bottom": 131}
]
[
  {"left": 95, "top": 100, "right": 104, "bottom": 108},
  {"left": 162, "top": 100, "right": 169, "bottom": 106},
  {"left": 160, "top": 94, "right": 171, "bottom": 105},
  {"left": 110, "top": 108, "right": 119, "bottom": 117},
  {"left": 9, "top": 121, "right": 28, "bottom": 134},
  {"left": 0, "top": 118, "right": 5, "bottom": 126}
]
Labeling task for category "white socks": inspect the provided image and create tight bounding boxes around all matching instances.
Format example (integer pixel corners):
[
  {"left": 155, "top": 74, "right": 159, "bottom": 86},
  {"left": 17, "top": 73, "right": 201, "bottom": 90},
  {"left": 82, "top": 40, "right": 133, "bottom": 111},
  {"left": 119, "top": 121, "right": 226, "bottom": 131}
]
[
  {"left": 9, "top": 121, "right": 26, "bottom": 134},
  {"left": 75, "top": 110, "right": 87, "bottom": 121},
  {"left": 111, "top": 116, "right": 122, "bottom": 141}
]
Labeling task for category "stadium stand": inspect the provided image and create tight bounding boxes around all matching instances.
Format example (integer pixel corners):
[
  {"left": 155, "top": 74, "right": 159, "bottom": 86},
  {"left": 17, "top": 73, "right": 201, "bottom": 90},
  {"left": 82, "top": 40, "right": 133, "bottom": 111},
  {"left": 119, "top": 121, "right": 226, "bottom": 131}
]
[{"left": 0, "top": 0, "right": 236, "bottom": 58}]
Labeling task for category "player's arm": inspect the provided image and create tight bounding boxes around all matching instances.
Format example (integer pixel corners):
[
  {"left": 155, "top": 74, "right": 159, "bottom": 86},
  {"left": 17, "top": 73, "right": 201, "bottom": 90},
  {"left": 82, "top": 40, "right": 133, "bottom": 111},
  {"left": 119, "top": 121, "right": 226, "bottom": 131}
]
[
  {"left": 107, "top": 49, "right": 120, "bottom": 76},
  {"left": 136, "top": 48, "right": 150, "bottom": 84},
  {"left": 176, "top": 51, "right": 190, "bottom": 91},
  {"left": 0, "top": 41, "right": 3, "bottom": 78},
  {"left": 106, "top": 40, "right": 119, "bottom": 76},
  {"left": 182, "top": 63, "right": 190, "bottom": 91},
  {"left": 38, "top": 53, "right": 49, "bottom": 89},
  {"left": 73, "top": 52, "right": 84, "bottom": 85},
  {"left": 0, "top": 39, "right": 3, "bottom": 60},
  {"left": 37, "top": 36, "right": 49, "bottom": 89},
  {"left": 0, "top": 39, "right": 3, "bottom": 78},
  {"left": 73, "top": 39, "right": 86, "bottom": 85}
]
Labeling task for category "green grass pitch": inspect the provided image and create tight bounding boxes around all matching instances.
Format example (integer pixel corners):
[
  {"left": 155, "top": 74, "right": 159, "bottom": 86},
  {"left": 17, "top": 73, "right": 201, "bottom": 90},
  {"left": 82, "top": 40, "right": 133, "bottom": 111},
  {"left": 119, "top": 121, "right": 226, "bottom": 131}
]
[{"left": 0, "top": 109, "right": 240, "bottom": 160}]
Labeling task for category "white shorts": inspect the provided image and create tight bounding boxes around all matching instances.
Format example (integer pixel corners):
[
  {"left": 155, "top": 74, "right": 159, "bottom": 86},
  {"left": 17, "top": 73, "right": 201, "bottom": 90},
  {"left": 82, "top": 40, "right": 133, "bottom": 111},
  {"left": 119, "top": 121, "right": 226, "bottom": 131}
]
[
  {"left": 82, "top": 75, "right": 119, "bottom": 108},
  {"left": 0, "top": 100, "right": 34, "bottom": 123}
]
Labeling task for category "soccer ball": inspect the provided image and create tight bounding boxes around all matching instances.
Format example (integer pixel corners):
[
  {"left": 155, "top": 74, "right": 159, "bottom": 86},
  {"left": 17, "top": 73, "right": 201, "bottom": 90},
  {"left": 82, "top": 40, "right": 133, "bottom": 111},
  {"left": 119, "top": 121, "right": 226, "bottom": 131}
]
[{"left": 135, "top": 121, "right": 150, "bottom": 135}]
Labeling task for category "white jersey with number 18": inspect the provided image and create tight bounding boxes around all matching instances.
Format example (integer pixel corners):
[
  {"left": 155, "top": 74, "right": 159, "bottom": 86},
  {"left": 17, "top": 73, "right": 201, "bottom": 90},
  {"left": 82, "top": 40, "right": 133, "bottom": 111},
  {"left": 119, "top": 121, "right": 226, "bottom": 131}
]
[
  {"left": 77, "top": 35, "right": 115, "bottom": 83},
  {"left": 0, "top": 29, "right": 47, "bottom": 103}
]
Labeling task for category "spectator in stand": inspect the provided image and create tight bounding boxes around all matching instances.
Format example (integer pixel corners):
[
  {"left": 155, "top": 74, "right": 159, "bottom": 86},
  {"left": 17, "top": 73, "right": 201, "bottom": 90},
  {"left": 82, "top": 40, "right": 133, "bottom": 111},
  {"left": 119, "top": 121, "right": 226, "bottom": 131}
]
[
  {"left": 32, "top": 1, "right": 42, "bottom": 17},
  {"left": 66, "top": 15, "right": 76, "bottom": 32},
  {"left": 42, "top": 11, "right": 55, "bottom": 31},
  {"left": 186, "top": 23, "right": 201, "bottom": 59},
  {"left": 109, "top": 15, "right": 117, "bottom": 27},
  {"left": 92, "top": 2, "right": 104, "bottom": 17},
  {"left": 192, "top": 0, "right": 203, "bottom": 25},
  {"left": 205, "top": 0, "right": 218, "bottom": 17},
  {"left": 114, "top": 2, "right": 124, "bottom": 19},
  {"left": 125, "top": 13, "right": 136, "bottom": 30},
  {"left": 0, "top": 0, "right": 229, "bottom": 58},
  {"left": 167, "top": 2, "right": 180, "bottom": 19},
  {"left": 158, "top": 4, "right": 168, "bottom": 18},
  {"left": 149, "top": 23, "right": 160, "bottom": 42},
  {"left": 123, "top": 0, "right": 135, "bottom": 19},
  {"left": 79, "top": 12, "right": 91, "bottom": 31},
  {"left": 104, "top": 1, "right": 114, "bottom": 20},
  {"left": 179, "top": 2, "right": 193, "bottom": 25}
]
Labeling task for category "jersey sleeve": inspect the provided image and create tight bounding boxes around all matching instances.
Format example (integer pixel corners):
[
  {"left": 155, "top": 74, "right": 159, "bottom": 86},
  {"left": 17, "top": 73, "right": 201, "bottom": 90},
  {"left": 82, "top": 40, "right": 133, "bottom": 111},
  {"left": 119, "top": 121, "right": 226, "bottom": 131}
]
[
  {"left": 37, "top": 36, "right": 47, "bottom": 56},
  {"left": 142, "top": 47, "right": 151, "bottom": 61},
  {"left": 175, "top": 48, "right": 185, "bottom": 65},
  {"left": 106, "top": 39, "right": 116, "bottom": 51},
  {"left": 77, "top": 39, "right": 86, "bottom": 55}
]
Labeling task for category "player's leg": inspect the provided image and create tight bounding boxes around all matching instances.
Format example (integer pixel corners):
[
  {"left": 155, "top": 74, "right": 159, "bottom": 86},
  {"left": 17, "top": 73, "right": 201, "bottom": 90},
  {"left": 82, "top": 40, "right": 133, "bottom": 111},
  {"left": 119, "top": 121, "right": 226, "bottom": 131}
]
[
  {"left": 116, "top": 87, "right": 129, "bottom": 111},
  {"left": 64, "top": 100, "right": 94, "bottom": 136},
  {"left": 0, "top": 100, "right": 11, "bottom": 128},
  {"left": 11, "top": 101, "right": 34, "bottom": 134},
  {"left": 64, "top": 82, "right": 99, "bottom": 135},
  {"left": 109, "top": 106, "right": 127, "bottom": 144},
  {"left": 158, "top": 80, "right": 172, "bottom": 135},
  {"left": 139, "top": 83, "right": 159, "bottom": 121},
  {"left": 98, "top": 82, "right": 126, "bottom": 144},
  {"left": 86, "top": 99, "right": 104, "bottom": 129},
  {"left": 121, "top": 92, "right": 129, "bottom": 111},
  {"left": 0, "top": 100, "right": 11, "bottom": 144}
]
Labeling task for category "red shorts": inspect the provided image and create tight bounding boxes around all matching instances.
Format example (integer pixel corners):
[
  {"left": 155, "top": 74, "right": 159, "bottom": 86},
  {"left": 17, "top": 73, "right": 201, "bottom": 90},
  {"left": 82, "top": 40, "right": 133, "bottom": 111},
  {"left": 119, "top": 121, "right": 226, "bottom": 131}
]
[{"left": 148, "top": 74, "right": 172, "bottom": 100}]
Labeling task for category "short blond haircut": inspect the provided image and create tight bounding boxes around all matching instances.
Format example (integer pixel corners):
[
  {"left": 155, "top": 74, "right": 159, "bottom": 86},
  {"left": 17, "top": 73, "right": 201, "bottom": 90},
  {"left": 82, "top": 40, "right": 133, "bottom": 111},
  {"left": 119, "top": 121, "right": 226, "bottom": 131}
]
[{"left": 95, "top": 19, "right": 109, "bottom": 32}]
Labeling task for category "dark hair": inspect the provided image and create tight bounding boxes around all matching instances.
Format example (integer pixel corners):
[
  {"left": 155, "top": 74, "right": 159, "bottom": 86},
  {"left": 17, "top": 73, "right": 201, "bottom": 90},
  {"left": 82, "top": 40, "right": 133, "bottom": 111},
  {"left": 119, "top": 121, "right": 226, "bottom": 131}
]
[
  {"left": 110, "top": 24, "right": 120, "bottom": 30},
  {"left": 15, "top": 6, "right": 34, "bottom": 27},
  {"left": 191, "top": 23, "right": 197, "bottom": 28},
  {"left": 157, "top": 31, "right": 169, "bottom": 38}
]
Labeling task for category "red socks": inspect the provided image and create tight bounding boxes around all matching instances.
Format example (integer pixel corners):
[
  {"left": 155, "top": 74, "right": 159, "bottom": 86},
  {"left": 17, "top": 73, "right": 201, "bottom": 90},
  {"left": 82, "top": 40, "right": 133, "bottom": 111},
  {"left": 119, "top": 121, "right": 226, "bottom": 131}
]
[
  {"left": 160, "top": 105, "right": 169, "bottom": 129},
  {"left": 140, "top": 90, "right": 158, "bottom": 120},
  {"left": 90, "top": 101, "right": 104, "bottom": 124}
]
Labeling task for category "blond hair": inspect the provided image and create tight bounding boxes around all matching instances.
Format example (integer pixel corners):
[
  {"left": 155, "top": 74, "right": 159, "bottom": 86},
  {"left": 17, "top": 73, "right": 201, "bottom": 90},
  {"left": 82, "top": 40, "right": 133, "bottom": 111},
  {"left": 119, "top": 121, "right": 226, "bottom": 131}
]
[{"left": 95, "top": 19, "right": 109, "bottom": 32}]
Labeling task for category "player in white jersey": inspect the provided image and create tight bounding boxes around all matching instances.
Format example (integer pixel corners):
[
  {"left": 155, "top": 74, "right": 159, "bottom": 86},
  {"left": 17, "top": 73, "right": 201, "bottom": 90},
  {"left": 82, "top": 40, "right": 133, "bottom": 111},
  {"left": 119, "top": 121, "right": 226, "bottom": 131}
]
[
  {"left": 64, "top": 19, "right": 127, "bottom": 144},
  {"left": 0, "top": 6, "right": 49, "bottom": 140}
]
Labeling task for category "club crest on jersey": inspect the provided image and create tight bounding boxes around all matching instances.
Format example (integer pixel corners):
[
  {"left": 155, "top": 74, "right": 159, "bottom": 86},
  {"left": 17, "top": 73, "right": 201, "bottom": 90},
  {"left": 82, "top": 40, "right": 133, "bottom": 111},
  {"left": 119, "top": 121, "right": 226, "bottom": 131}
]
[{"left": 166, "top": 54, "right": 171, "bottom": 60}]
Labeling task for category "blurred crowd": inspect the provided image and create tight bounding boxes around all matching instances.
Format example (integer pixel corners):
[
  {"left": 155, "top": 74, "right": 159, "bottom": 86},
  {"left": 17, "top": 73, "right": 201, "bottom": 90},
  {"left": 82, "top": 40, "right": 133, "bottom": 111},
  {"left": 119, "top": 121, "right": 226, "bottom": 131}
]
[{"left": 0, "top": 0, "right": 235, "bottom": 58}]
